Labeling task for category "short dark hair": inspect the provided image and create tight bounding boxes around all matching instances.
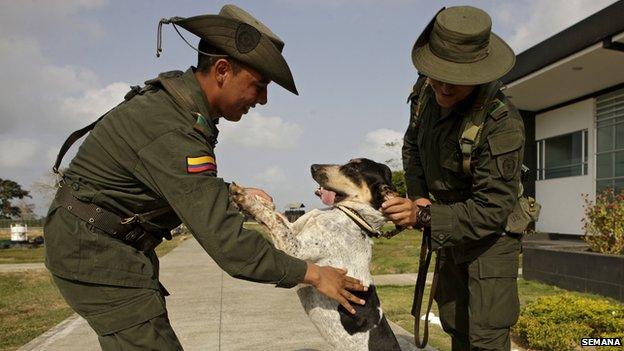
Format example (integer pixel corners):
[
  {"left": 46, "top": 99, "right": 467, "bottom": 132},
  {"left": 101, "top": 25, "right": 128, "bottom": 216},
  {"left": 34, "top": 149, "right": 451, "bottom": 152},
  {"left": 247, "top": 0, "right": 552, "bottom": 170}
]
[{"left": 197, "top": 39, "right": 241, "bottom": 74}]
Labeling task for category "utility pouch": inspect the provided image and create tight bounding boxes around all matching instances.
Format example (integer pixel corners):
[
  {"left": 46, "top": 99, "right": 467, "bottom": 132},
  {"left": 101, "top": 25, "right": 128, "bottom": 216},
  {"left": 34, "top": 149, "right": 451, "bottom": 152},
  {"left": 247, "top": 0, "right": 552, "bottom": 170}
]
[
  {"left": 505, "top": 196, "right": 541, "bottom": 234},
  {"left": 505, "top": 165, "right": 541, "bottom": 234}
]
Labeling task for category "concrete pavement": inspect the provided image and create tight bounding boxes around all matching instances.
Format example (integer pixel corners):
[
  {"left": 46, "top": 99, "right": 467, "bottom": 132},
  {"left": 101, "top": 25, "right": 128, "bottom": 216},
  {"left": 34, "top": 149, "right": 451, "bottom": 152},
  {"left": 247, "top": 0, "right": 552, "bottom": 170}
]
[
  {"left": 19, "top": 238, "right": 425, "bottom": 351},
  {"left": 0, "top": 262, "right": 45, "bottom": 272}
]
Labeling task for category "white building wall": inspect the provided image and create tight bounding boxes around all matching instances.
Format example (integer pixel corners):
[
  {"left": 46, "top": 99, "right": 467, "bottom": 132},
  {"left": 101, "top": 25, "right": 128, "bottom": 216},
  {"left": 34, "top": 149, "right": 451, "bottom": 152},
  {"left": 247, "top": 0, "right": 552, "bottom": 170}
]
[{"left": 535, "top": 99, "right": 595, "bottom": 235}]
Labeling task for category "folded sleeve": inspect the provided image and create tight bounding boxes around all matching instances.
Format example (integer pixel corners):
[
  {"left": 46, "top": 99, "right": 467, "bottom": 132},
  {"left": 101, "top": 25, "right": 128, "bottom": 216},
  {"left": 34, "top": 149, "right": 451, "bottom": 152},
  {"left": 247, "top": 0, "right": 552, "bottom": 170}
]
[{"left": 133, "top": 128, "right": 307, "bottom": 288}]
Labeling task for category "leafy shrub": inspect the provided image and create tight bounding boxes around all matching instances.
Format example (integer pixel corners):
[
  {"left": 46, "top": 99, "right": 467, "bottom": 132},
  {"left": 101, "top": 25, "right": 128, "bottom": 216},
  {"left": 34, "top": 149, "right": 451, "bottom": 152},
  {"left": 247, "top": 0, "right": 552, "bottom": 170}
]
[
  {"left": 582, "top": 188, "right": 624, "bottom": 255},
  {"left": 513, "top": 294, "right": 624, "bottom": 350},
  {"left": 391, "top": 171, "right": 406, "bottom": 198}
]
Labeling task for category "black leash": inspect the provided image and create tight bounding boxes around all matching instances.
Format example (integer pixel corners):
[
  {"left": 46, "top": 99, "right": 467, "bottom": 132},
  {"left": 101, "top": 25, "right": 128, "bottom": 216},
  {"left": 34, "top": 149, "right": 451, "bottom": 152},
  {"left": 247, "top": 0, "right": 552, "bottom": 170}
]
[{"left": 411, "top": 227, "right": 440, "bottom": 348}]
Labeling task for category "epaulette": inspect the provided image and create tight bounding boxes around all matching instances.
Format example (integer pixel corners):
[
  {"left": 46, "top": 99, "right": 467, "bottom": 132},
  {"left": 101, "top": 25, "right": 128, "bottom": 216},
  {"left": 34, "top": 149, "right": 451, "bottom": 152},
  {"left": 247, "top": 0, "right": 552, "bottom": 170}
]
[{"left": 488, "top": 98, "right": 509, "bottom": 121}]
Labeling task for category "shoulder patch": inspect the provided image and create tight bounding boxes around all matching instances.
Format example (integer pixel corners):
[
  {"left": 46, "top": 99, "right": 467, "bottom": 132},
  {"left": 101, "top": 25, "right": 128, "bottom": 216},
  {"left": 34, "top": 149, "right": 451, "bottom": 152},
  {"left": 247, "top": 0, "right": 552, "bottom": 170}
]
[
  {"left": 488, "top": 99, "right": 509, "bottom": 121},
  {"left": 187, "top": 155, "right": 217, "bottom": 174}
]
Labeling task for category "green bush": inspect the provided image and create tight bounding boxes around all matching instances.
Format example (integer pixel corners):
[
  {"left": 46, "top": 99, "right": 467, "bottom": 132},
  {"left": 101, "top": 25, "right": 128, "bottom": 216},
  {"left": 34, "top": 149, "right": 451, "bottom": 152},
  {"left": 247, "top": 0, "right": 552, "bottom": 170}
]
[
  {"left": 513, "top": 294, "right": 624, "bottom": 350},
  {"left": 582, "top": 188, "right": 624, "bottom": 255},
  {"left": 391, "top": 170, "right": 406, "bottom": 198}
]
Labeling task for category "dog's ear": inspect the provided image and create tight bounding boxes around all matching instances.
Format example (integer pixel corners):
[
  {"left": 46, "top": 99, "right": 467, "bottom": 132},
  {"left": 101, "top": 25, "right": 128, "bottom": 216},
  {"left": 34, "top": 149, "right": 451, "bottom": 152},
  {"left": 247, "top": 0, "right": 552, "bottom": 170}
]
[{"left": 381, "top": 164, "right": 393, "bottom": 186}]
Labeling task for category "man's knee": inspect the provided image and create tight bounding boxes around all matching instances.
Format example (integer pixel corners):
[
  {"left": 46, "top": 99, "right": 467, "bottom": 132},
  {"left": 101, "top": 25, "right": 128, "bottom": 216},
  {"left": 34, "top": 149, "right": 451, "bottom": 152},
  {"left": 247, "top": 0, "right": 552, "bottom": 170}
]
[
  {"left": 435, "top": 253, "right": 470, "bottom": 340},
  {"left": 51, "top": 275, "right": 172, "bottom": 342},
  {"left": 469, "top": 327, "right": 511, "bottom": 351},
  {"left": 98, "top": 314, "right": 183, "bottom": 351},
  {"left": 467, "top": 252, "right": 519, "bottom": 351}
]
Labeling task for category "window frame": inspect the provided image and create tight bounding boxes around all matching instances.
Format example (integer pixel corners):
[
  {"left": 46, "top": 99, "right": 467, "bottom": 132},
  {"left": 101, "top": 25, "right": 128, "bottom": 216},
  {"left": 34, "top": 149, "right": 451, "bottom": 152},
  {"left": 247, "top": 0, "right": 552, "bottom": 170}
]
[
  {"left": 595, "top": 88, "right": 624, "bottom": 192},
  {"left": 536, "top": 129, "right": 589, "bottom": 181}
]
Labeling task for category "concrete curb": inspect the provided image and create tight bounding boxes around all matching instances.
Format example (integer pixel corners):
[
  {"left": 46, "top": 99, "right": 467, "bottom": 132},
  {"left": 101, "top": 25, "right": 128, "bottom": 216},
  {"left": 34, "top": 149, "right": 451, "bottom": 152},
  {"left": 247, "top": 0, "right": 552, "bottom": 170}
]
[{"left": 18, "top": 314, "right": 86, "bottom": 351}]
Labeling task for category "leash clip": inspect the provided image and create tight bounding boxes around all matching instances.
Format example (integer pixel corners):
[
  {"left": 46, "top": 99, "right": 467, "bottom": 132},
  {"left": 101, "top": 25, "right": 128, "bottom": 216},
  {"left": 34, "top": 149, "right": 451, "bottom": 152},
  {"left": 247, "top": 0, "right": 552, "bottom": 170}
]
[{"left": 121, "top": 214, "right": 140, "bottom": 225}]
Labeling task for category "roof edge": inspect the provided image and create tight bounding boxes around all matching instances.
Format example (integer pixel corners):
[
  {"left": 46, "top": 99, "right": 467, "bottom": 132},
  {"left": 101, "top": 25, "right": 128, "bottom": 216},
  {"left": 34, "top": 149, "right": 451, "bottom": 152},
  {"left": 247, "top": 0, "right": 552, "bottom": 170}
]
[{"left": 502, "top": 0, "right": 624, "bottom": 84}]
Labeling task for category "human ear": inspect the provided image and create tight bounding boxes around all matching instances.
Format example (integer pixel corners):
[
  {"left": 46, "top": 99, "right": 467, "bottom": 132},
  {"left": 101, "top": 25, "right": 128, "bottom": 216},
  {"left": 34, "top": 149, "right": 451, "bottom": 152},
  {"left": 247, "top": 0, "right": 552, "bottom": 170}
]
[{"left": 214, "top": 59, "right": 230, "bottom": 84}]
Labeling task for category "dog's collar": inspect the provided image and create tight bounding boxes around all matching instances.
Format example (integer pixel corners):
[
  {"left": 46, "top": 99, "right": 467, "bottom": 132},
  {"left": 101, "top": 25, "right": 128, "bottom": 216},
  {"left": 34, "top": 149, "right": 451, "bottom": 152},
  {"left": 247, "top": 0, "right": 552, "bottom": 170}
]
[{"left": 336, "top": 205, "right": 384, "bottom": 238}]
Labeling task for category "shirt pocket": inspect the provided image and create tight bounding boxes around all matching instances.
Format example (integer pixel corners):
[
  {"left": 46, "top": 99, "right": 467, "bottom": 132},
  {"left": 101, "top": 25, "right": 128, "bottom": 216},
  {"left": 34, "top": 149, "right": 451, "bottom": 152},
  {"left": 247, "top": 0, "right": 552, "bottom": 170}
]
[
  {"left": 440, "top": 139, "right": 472, "bottom": 180},
  {"left": 441, "top": 139, "right": 462, "bottom": 172}
]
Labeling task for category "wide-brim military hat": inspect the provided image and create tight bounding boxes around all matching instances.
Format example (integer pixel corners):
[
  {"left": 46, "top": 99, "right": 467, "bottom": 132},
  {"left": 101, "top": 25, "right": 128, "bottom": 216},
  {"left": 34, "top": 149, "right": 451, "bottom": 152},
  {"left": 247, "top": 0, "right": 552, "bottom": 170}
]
[
  {"left": 159, "top": 4, "right": 298, "bottom": 95},
  {"left": 412, "top": 6, "right": 515, "bottom": 85}
]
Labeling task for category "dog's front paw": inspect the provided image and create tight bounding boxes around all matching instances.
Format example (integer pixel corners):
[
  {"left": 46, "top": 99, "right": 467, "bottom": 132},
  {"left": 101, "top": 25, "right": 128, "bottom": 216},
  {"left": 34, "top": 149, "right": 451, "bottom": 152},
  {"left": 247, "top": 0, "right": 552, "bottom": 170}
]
[{"left": 229, "top": 182, "right": 248, "bottom": 209}]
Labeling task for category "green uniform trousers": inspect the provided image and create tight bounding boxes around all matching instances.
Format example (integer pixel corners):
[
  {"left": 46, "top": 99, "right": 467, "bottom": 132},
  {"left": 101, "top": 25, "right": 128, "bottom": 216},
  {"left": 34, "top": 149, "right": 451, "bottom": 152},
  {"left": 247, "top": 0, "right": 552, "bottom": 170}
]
[
  {"left": 434, "top": 234, "right": 521, "bottom": 351},
  {"left": 52, "top": 275, "right": 183, "bottom": 351}
]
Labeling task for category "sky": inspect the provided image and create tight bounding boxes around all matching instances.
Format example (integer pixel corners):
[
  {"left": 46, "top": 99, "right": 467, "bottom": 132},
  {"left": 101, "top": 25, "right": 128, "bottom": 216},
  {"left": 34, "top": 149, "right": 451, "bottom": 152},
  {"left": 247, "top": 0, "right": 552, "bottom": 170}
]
[{"left": 0, "top": 0, "right": 618, "bottom": 216}]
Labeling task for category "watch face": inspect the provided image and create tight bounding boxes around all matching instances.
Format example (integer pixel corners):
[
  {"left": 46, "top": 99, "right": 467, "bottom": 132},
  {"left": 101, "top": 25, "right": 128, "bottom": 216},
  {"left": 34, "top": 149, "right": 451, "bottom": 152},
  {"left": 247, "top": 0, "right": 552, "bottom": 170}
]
[{"left": 419, "top": 207, "right": 431, "bottom": 224}]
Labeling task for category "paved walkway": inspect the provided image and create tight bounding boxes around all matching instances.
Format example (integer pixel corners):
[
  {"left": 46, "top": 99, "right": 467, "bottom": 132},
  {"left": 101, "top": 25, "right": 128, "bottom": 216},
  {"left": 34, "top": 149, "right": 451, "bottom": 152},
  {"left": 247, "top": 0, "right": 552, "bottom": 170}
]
[
  {"left": 19, "top": 239, "right": 428, "bottom": 351},
  {"left": 0, "top": 262, "right": 45, "bottom": 272}
]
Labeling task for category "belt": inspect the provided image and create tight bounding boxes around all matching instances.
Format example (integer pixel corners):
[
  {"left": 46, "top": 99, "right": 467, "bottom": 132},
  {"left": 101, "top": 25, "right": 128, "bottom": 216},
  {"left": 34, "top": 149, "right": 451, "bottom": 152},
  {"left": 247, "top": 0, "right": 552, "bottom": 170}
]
[{"left": 55, "top": 183, "right": 170, "bottom": 252}]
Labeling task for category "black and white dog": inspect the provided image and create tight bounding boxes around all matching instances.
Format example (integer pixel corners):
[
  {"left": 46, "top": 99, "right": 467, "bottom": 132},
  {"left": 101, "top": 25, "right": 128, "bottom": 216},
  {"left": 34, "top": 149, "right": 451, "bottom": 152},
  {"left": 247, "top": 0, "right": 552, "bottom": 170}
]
[{"left": 230, "top": 158, "right": 401, "bottom": 351}]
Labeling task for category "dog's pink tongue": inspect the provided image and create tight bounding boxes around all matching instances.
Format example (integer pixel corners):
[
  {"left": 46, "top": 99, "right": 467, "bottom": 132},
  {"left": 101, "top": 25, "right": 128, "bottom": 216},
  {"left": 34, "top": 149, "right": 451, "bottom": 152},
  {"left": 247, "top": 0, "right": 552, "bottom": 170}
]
[{"left": 319, "top": 188, "right": 336, "bottom": 206}]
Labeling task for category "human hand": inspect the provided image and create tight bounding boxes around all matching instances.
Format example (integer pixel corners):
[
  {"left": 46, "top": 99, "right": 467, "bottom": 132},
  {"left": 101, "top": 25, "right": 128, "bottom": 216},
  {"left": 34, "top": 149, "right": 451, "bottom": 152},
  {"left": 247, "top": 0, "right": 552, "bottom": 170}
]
[
  {"left": 243, "top": 187, "right": 273, "bottom": 204},
  {"left": 414, "top": 198, "right": 432, "bottom": 208},
  {"left": 381, "top": 197, "right": 431, "bottom": 228},
  {"left": 303, "top": 263, "right": 367, "bottom": 314}
]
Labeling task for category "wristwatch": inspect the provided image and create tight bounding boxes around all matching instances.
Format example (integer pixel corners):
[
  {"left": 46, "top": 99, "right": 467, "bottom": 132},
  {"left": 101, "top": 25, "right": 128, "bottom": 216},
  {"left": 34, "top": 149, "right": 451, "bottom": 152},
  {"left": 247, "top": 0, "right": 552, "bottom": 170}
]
[{"left": 416, "top": 205, "right": 431, "bottom": 228}]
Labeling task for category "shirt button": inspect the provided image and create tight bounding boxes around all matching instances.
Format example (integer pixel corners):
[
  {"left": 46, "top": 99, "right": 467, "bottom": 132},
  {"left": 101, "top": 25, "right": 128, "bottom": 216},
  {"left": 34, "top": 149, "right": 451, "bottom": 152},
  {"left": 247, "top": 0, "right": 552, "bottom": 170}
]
[
  {"left": 71, "top": 182, "right": 80, "bottom": 191},
  {"left": 438, "top": 234, "right": 445, "bottom": 240}
]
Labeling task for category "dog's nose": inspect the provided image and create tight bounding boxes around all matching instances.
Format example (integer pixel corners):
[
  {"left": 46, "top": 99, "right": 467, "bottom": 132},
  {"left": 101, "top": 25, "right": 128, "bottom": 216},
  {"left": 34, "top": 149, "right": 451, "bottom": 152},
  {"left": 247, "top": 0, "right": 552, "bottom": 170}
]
[{"left": 311, "top": 164, "right": 319, "bottom": 174}]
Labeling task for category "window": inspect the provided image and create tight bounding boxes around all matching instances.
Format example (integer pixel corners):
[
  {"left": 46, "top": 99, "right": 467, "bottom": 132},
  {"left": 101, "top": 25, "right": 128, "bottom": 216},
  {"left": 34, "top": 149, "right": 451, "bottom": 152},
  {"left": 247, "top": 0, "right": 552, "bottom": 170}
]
[
  {"left": 536, "top": 130, "right": 588, "bottom": 180},
  {"left": 596, "top": 88, "right": 624, "bottom": 192}
]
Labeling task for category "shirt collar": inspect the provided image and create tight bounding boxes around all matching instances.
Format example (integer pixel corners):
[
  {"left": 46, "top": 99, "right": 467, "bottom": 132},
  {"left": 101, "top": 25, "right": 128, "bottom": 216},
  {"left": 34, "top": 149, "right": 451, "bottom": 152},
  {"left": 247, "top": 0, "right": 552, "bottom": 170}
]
[
  {"left": 180, "top": 67, "right": 218, "bottom": 122},
  {"left": 180, "top": 67, "right": 220, "bottom": 138}
]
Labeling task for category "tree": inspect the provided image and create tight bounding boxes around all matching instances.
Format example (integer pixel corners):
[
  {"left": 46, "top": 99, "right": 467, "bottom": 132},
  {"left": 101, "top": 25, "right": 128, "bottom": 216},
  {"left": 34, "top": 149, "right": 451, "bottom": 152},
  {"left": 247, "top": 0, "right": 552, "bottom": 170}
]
[
  {"left": 31, "top": 171, "right": 61, "bottom": 211},
  {"left": 17, "top": 200, "right": 37, "bottom": 220},
  {"left": 381, "top": 139, "right": 407, "bottom": 197},
  {"left": 391, "top": 170, "right": 407, "bottom": 198},
  {"left": 0, "top": 179, "right": 31, "bottom": 219}
]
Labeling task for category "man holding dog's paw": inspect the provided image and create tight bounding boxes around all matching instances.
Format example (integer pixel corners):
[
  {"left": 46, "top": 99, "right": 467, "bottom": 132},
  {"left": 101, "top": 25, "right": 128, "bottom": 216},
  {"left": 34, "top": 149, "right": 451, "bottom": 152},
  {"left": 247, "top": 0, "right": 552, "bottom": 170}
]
[
  {"left": 382, "top": 6, "right": 525, "bottom": 351},
  {"left": 44, "top": 5, "right": 366, "bottom": 350}
]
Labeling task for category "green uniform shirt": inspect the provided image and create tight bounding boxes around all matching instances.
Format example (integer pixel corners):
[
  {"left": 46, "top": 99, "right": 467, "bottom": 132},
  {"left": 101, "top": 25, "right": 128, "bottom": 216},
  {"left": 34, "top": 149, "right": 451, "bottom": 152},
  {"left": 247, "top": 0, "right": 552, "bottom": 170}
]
[
  {"left": 402, "top": 82, "right": 525, "bottom": 254},
  {"left": 45, "top": 68, "right": 307, "bottom": 289}
]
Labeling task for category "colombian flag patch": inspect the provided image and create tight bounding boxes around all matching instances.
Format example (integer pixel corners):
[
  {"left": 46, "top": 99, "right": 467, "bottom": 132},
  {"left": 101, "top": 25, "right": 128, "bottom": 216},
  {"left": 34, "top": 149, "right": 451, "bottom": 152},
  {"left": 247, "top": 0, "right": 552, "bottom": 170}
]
[{"left": 186, "top": 155, "right": 217, "bottom": 174}]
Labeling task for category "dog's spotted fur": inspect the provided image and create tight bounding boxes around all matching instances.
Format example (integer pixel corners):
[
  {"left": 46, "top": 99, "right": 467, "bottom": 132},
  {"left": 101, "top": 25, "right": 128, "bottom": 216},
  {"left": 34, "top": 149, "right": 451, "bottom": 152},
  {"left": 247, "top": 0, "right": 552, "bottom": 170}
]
[{"left": 230, "top": 158, "right": 401, "bottom": 351}]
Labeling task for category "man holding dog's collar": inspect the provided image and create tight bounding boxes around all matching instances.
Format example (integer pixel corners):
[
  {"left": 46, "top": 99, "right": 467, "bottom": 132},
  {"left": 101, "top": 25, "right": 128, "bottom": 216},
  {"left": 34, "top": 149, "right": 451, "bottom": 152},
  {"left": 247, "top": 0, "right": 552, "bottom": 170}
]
[
  {"left": 45, "top": 5, "right": 366, "bottom": 350},
  {"left": 382, "top": 6, "right": 525, "bottom": 350}
]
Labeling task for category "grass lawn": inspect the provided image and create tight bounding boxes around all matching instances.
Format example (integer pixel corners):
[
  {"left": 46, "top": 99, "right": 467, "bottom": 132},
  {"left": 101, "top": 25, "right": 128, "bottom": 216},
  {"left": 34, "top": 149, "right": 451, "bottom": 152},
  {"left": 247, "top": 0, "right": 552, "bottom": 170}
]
[
  {"left": 156, "top": 233, "right": 191, "bottom": 257},
  {"left": 378, "top": 284, "right": 452, "bottom": 351},
  {"left": 0, "top": 247, "right": 45, "bottom": 264},
  {"left": 0, "top": 228, "right": 46, "bottom": 264},
  {"left": 372, "top": 226, "right": 427, "bottom": 275},
  {"left": 0, "top": 271, "right": 73, "bottom": 351},
  {"left": 377, "top": 279, "right": 624, "bottom": 351},
  {"left": 0, "top": 233, "right": 190, "bottom": 351}
]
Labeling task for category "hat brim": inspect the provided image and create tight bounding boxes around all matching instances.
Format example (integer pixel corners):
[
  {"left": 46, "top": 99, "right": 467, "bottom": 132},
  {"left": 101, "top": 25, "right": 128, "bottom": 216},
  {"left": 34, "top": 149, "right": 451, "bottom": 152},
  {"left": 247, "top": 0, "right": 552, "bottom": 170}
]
[
  {"left": 411, "top": 32, "right": 515, "bottom": 85},
  {"left": 174, "top": 15, "right": 298, "bottom": 95}
]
